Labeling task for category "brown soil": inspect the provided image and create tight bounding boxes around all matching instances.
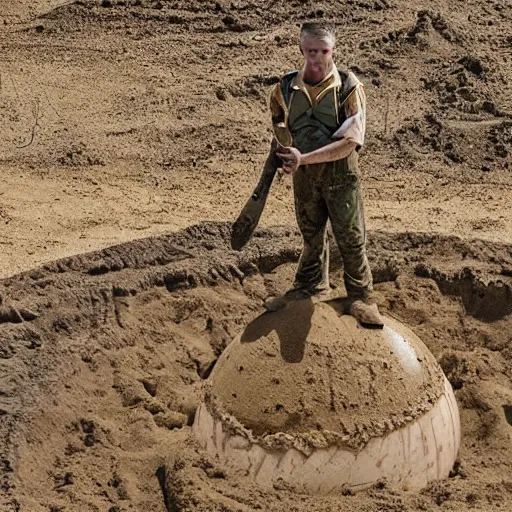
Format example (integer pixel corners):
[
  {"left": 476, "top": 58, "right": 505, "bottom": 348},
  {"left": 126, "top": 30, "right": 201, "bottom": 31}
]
[
  {"left": 209, "top": 303, "right": 445, "bottom": 448},
  {"left": 1, "top": 225, "right": 512, "bottom": 511},
  {"left": 1, "top": 1, "right": 512, "bottom": 511}
]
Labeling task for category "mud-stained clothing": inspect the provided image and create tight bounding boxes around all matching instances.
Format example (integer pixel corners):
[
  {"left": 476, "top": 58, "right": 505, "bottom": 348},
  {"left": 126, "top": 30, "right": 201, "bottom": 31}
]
[{"left": 269, "top": 65, "right": 372, "bottom": 297}]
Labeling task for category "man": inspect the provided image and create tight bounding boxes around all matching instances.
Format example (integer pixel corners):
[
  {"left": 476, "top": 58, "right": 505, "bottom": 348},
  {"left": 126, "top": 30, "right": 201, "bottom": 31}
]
[{"left": 264, "top": 22, "right": 383, "bottom": 328}]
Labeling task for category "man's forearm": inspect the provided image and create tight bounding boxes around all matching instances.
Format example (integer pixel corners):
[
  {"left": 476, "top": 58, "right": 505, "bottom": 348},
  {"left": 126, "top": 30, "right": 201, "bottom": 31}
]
[{"left": 301, "top": 138, "right": 357, "bottom": 166}]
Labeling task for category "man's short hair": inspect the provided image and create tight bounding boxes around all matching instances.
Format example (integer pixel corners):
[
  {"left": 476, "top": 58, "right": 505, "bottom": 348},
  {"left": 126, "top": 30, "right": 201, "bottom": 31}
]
[{"left": 300, "top": 22, "right": 336, "bottom": 48}]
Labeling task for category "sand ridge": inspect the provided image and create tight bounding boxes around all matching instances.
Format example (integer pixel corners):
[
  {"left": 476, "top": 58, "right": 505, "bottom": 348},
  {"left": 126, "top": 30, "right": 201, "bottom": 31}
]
[{"left": 0, "top": 224, "right": 511, "bottom": 510}]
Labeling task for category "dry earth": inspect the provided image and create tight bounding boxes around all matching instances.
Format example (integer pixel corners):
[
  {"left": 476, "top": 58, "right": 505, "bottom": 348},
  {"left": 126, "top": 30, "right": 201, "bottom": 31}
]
[{"left": 1, "top": 0, "right": 512, "bottom": 511}]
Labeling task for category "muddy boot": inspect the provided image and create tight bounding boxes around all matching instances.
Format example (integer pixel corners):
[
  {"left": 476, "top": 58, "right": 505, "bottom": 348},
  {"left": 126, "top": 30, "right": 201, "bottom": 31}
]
[
  {"left": 348, "top": 299, "right": 384, "bottom": 329},
  {"left": 264, "top": 288, "right": 333, "bottom": 312}
]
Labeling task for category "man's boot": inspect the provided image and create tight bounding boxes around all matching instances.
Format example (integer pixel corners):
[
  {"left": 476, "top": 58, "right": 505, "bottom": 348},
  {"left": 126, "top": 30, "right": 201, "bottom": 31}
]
[
  {"left": 348, "top": 297, "right": 384, "bottom": 329},
  {"left": 264, "top": 287, "right": 333, "bottom": 312}
]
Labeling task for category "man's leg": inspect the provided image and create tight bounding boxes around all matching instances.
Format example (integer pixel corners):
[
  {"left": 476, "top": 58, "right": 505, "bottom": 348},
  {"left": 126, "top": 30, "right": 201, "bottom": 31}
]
[
  {"left": 264, "top": 166, "right": 330, "bottom": 311},
  {"left": 326, "top": 175, "right": 383, "bottom": 327},
  {"left": 293, "top": 167, "right": 330, "bottom": 292}
]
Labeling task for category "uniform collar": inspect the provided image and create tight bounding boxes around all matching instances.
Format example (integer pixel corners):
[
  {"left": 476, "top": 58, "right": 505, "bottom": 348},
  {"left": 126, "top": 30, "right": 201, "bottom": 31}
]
[{"left": 291, "top": 64, "right": 342, "bottom": 105}]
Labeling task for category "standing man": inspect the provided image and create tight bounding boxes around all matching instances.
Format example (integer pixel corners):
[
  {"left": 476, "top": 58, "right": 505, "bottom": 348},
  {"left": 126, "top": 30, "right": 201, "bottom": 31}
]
[{"left": 265, "top": 22, "right": 383, "bottom": 328}]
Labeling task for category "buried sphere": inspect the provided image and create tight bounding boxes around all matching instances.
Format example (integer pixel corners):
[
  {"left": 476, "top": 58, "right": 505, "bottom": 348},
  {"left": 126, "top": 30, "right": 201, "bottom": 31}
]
[{"left": 193, "top": 300, "right": 461, "bottom": 493}]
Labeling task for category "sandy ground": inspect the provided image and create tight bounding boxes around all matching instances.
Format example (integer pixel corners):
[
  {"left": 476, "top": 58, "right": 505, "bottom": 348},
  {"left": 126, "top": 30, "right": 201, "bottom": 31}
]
[
  {"left": 1, "top": 0, "right": 511, "bottom": 277},
  {"left": 1, "top": 0, "right": 512, "bottom": 511}
]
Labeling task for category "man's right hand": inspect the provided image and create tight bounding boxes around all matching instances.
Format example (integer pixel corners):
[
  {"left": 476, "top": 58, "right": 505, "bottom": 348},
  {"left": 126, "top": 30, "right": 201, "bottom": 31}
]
[{"left": 276, "top": 145, "right": 303, "bottom": 174}]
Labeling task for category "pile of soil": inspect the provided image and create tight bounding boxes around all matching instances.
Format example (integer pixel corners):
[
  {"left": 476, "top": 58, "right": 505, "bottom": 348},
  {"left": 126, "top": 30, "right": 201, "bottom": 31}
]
[
  {"left": 1, "top": 223, "right": 512, "bottom": 511},
  {"left": 209, "top": 302, "right": 445, "bottom": 447}
]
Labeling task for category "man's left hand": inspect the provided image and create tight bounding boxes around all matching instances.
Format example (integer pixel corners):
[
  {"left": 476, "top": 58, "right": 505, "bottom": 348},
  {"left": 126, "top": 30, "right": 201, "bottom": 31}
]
[{"left": 276, "top": 146, "right": 302, "bottom": 174}]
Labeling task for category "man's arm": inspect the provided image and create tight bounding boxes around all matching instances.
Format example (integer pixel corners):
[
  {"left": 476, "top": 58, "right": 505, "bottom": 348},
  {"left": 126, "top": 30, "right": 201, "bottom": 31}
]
[
  {"left": 277, "top": 137, "right": 357, "bottom": 173},
  {"left": 301, "top": 137, "right": 357, "bottom": 165},
  {"left": 277, "top": 80, "right": 365, "bottom": 174}
]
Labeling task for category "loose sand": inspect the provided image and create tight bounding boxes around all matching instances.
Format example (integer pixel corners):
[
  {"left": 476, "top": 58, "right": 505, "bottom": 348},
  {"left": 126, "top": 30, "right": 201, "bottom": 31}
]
[
  {"left": 1, "top": 225, "right": 512, "bottom": 511},
  {"left": 1, "top": 1, "right": 512, "bottom": 511}
]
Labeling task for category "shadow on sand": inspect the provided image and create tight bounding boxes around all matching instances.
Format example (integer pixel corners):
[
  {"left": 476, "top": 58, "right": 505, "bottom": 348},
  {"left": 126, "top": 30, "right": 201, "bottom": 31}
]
[{"left": 240, "top": 299, "right": 315, "bottom": 363}]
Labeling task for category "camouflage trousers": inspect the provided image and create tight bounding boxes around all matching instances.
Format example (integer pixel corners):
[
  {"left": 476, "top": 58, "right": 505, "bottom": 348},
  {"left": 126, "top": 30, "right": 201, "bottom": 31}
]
[{"left": 292, "top": 152, "right": 373, "bottom": 298}]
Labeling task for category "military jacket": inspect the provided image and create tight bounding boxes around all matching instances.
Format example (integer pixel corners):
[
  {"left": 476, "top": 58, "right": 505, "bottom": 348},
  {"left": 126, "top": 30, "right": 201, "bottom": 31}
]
[{"left": 269, "top": 66, "right": 365, "bottom": 155}]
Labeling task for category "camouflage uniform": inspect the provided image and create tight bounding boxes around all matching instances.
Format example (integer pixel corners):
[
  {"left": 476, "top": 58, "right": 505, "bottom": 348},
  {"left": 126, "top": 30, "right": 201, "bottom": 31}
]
[{"left": 270, "top": 65, "right": 372, "bottom": 299}]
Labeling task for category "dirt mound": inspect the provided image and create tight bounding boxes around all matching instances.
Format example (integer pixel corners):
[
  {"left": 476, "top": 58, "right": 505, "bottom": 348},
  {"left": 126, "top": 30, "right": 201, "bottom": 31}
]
[
  {"left": 1, "top": 222, "right": 512, "bottom": 511},
  {"left": 208, "top": 303, "right": 444, "bottom": 447}
]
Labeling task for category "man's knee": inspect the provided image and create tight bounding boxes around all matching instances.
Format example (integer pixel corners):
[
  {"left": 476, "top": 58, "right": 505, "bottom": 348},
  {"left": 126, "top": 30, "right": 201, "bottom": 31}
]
[
  {"left": 296, "top": 208, "right": 328, "bottom": 241},
  {"left": 334, "top": 228, "right": 366, "bottom": 256}
]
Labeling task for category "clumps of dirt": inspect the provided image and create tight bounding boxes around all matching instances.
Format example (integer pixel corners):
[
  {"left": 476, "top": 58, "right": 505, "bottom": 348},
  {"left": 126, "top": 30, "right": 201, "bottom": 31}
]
[
  {"left": 0, "top": 293, "right": 39, "bottom": 325},
  {"left": 391, "top": 37, "right": 510, "bottom": 168},
  {"left": 227, "top": 74, "right": 280, "bottom": 102},
  {"left": 439, "top": 351, "right": 479, "bottom": 390},
  {"left": 38, "top": 0, "right": 215, "bottom": 36},
  {"left": 407, "top": 10, "right": 460, "bottom": 44},
  {"left": 213, "top": 14, "right": 255, "bottom": 33},
  {"left": 155, "top": 459, "right": 188, "bottom": 512},
  {"left": 394, "top": 114, "right": 443, "bottom": 155},
  {"left": 360, "top": 10, "right": 461, "bottom": 55},
  {"left": 55, "top": 142, "right": 105, "bottom": 167},
  {"left": 458, "top": 55, "right": 486, "bottom": 78},
  {"left": 393, "top": 113, "right": 468, "bottom": 165},
  {"left": 422, "top": 55, "right": 504, "bottom": 117},
  {"left": 414, "top": 264, "right": 512, "bottom": 322},
  {"left": 394, "top": 113, "right": 511, "bottom": 169},
  {"left": 36, "top": 0, "right": 255, "bottom": 37},
  {"left": 356, "top": 3, "right": 511, "bottom": 172},
  {"left": 460, "top": 389, "right": 502, "bottom": 440},
  {"left": 1, "top": 223, "right": 512, "bottom": 511},
  {"left": 36, "top": 0, "right": 395, "bottom": 38},
  {"left": 488, "top": 120, "right": 512, "bottom": 161}
]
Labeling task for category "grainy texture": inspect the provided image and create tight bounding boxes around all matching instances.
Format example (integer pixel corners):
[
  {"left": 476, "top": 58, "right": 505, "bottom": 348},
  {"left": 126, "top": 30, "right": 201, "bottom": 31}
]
[
  {"left": 0, "top": 0, "right": 512, "bottom": 511},
  {"left": 0, "top": 0, "right": 511, "bottom": 277},
  {"left": 208, "top": 304, "right": 445, "bottom": 449},
  {"left": 0, "top": 223, "right": 512, "bottom": 511}
]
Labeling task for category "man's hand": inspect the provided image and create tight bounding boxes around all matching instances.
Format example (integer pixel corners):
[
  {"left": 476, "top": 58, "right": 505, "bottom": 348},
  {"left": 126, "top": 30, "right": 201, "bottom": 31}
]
[
  {"left": 275, "top": 138, "right": 358, "bottom": 174},
  {"left": 276, "top": 145, "right": 302, "bottom": 174}
]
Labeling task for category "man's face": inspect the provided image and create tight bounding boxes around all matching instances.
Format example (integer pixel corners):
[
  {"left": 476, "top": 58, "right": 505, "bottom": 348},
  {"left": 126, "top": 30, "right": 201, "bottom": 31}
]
[{"left": 301, "top": 36, "right": 334, "bottom": 83}]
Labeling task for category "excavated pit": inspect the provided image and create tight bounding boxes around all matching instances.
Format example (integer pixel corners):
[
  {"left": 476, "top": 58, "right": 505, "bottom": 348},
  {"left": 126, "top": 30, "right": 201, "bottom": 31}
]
[{"left": 1, "top": 222, "right": 512, "bottom": 511}]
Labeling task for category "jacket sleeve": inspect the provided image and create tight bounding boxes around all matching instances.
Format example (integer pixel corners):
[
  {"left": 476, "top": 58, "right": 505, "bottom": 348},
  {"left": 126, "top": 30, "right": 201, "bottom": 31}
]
[
  {"left": 332, "top": 73, "right": 366, "bottom": 149},
  {"left": 269, "top": 82, "right": 293, "bottom": 147}
]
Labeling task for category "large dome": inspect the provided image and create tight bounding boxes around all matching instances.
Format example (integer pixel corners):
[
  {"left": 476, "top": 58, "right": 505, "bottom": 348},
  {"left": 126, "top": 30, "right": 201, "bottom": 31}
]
[{"left": 193, "top": 300, "right": 460, "bottom": 493}]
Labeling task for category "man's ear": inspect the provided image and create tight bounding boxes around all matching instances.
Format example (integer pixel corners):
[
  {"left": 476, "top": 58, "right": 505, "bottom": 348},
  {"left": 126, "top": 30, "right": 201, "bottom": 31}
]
[{"left": 299, "top": 43, "right": 304, "bottom": 55}]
